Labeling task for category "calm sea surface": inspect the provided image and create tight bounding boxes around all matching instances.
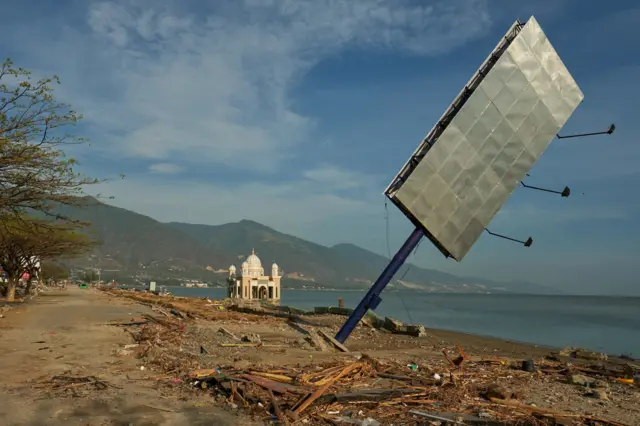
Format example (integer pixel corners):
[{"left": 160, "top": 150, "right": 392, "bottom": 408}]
[{"left": 165, "top": 287, "right": 640, "bottom": 357}]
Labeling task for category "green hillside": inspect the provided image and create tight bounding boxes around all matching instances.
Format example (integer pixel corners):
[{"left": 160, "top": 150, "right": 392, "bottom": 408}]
[
  {"left": 169, "top": 220, "right": 350, "bottom": 286},
  {"left": 54, "top": 198, "right": 233, "bottom": 273},
  {"left": 52, "top": 198, "right": 557, "bottom": 293}
]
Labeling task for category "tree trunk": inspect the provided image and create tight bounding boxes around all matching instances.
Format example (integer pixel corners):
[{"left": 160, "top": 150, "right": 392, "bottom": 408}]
[
  {"left": 25, "top": 279, "right": 34, "bottom": 296},
  {"left": 6, "top": 278, "right": 17, "bottom": 301}
]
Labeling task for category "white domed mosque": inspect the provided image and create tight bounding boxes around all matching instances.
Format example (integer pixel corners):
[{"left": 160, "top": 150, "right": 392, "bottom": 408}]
[{"left": 227, "top": 249, "right": 281, "bottom": 301}]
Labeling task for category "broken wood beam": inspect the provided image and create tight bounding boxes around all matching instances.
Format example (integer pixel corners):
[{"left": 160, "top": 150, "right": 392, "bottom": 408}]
[
  {"left": 218, "top": 327, "right": 240, "bottom": 340},
  {"left": 242, "top": 374, "right": 304, "bottom": 395},
  {"left": 318, "top": 329, "right": 350, "bottom": 352},
  {"left": 286, "top": 320, "right": 310, "bottom": 336},
  {"left": 294, "top": 361, "right": 363, "bottom": 415},
  {"left": 268, "top": 389, "right": 289, "bottom": 425},
  {"left": 248, "top": 371, "right": 294, "bottom": 384},
  {"left": 442, "top": 349, "right": 456, "bottom": 368},
  {"left": 317, "top": 388, "right": 427, "bottom": 404},
  {"left": 141, "top": 314, "right": 178, "bottom": 329},
  {"left": 408, "top": 411, "right": 466, "bottom": 425},
  {"left": 152, "top": 306, "right": 172, "bottom": 317}
]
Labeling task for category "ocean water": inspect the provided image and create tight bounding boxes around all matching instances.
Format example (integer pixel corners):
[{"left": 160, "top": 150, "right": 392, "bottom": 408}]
[{"left": 165, "top": 287, "right": 640, "bottom": 357}]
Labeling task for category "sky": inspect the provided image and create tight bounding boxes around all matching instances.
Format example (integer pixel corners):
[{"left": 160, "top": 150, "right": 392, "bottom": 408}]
[{"left": 2, "top": 0, "right": 639, "bottom": 295}]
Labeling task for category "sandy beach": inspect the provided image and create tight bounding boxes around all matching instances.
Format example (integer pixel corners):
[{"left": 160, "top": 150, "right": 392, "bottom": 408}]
[
  {"left": 0, "top": 287, "right": 638, "bottom": 425},
  {"left": 0, "top": 287, "right": 252, "bottom": 425}
]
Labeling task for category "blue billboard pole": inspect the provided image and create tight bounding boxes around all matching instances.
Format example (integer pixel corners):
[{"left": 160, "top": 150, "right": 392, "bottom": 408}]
[{"left": 334, "top": 227, "right": 423, "bottom": 344}]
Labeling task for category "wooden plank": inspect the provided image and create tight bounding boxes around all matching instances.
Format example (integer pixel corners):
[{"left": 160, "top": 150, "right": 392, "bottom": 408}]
[
  {"left": 248, "top": 371, "right": 294, "bottom": 384},
  {"left": 286, "top": 320, "right": 310, "bottom": 336},
  {"left": 268, "top": 389, "right": 289, "bottom": 425},
  {"left": 294, "top": 361, "right": 363, "bottom": 415},
  {"left": 218, "top": 327, "right": 240, "bottom": 341},
  {"left": 242, "top": 374, "right": 304, "bottom": 395},
  {"left": 318, "top": 329, "right": 349, "bottom": 352},
  {"left": 220, "top": 343, "right": 285, "bottom": 348}
]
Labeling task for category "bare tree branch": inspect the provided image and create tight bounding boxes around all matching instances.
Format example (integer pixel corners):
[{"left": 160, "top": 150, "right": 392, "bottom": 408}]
[{"left": 0, "top": 58, "right": 106, "bottom": 223}]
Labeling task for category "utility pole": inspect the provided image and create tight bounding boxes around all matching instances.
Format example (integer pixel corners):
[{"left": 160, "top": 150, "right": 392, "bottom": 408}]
[{"left": 95, "top": 253, "right": 102, "bottom": 286}]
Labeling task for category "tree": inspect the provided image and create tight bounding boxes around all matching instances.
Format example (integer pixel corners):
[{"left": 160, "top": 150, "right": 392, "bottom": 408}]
[
  {"left": 0, "top": 216, "right": 96, "bottom": 300},
  {"left": 0, "top": 58, "right": 103, "bottom": 224},
  {"left": 39, "top": 261, "right": 69, "bottom": 281}
]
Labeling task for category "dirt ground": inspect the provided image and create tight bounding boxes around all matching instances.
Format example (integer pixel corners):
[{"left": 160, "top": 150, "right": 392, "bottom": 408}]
[
  {"left": 0, "top": 287, "right": 257, "bottom": 426},
  {"left": 0, "top": 287, "right": 638, "bottom": 425}
]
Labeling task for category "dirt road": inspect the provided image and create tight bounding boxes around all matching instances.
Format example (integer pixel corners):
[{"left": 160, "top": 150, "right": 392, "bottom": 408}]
[{"left": 0, "top": 287, "right": 255, "bottom": 426}]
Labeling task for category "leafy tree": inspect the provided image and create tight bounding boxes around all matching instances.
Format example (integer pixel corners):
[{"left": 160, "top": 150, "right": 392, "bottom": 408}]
[
  {"left": 0, "top": 58, "right": 104, "bottom": 224},
  {"left": 40, "top": 261, "right": 69, "bottom": 281},
  {"left": 0, "top": 216, "right": 96, "bottom": 300}
]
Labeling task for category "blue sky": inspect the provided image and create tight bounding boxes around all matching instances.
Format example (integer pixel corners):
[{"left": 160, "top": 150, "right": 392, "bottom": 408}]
[{"left": 2, "top": 0, "right": 638, "bottom": 295}]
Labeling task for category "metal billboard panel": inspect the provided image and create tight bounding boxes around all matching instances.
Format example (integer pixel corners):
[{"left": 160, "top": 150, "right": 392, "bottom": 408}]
[{"left": 385, "top": 16, "right": 583, "bottom": 261}]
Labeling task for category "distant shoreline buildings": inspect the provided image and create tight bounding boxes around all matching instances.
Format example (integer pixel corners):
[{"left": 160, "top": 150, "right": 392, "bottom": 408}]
[{"left": 227, "top": 249, "right": 281, "bottom": 301}]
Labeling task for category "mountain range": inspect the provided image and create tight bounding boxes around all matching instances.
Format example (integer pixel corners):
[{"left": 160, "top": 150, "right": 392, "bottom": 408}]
[{"left": 53, "top": 197, "right": 558, "bottom": 294}]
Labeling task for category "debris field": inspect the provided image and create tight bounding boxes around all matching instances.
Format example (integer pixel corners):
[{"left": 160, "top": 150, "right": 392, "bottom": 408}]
[{"left": 95, "top": 289, "right": 640, "bottom": 425}]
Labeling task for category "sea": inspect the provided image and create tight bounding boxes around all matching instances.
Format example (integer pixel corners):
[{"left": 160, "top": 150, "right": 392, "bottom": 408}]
[{"left": 163, "top": 287, "right": 640, "bottom": 357}]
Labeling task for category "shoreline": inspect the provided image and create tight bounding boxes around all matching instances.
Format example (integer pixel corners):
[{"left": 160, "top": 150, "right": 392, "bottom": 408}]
[
  {"left": 3, "top": 287, "right": 636, "bottom": 425},
  {"left": 136, "top": 286, "right": 637, "bottom": 359},
  {"left": 115, "top": 288, "right": 626, "bottom": 362},
  {"left": 135, "top": 285, "right": 640, "bottom": 298}
]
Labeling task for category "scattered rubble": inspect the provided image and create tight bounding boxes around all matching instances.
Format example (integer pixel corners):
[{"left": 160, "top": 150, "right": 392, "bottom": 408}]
[
  {"left": 241, "top": 333, "right": 262, "bottom": 344},
  {"left": 560, "top": 347, "right": 609, "bottom": 362},
  {"left": 100, "top": 288, "right": 638, "bottom": 425},
  {"left": 32, "top": 374, "right": 110, "bottom": 397},
  {"left": 585, "top": 389, "right": 609, "bottom": 401},
  {"left": 218, "top": 327, "right": 240, "bottom": 341}
]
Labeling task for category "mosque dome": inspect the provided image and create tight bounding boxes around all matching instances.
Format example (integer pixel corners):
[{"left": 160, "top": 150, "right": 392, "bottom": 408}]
[
  {"left": 246, "top": 248, "right": 262, "bottom": 269},
  {"left": 245, "top": 248, "right": 264, "bottom": 276}
]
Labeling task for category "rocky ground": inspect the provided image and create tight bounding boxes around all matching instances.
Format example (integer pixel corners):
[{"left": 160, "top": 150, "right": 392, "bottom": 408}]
[{"left": 0, "top": 287, "right": 638, "bottom": 425}]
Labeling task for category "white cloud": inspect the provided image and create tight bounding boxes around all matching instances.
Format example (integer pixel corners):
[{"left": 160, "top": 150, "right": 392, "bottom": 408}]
[
  {"left": 303, "top": 165, "right": 379, "bottom": 190},
  {"left": 149, "top": 163, "right": 182, "bottom": 174},
  {"left": 5, "top": 0, "right": 493, "bottom": 243},
  {"left": 23, "top": 0, "right": 491, "bottom": 173}
]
